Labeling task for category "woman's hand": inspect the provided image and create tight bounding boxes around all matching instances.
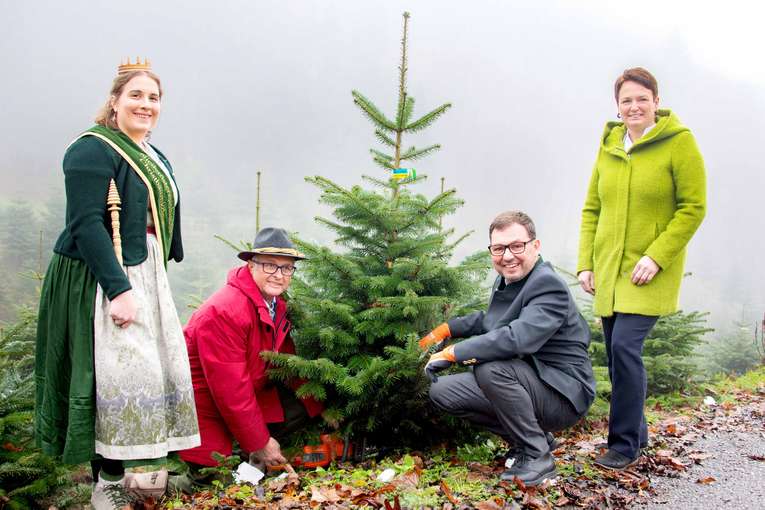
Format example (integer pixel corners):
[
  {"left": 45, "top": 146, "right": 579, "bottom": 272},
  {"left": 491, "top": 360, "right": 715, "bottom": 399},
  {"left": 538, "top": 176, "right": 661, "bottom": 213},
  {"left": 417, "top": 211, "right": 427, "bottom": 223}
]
[
  {"left": 110, "top": 290, "right": 137, "bottom": 328},
  {"left": 578, "top": 271, "right": 595, "bottom": 295},
  {"left": 631, "top": 256, "right": 660, "bottom": 286}
]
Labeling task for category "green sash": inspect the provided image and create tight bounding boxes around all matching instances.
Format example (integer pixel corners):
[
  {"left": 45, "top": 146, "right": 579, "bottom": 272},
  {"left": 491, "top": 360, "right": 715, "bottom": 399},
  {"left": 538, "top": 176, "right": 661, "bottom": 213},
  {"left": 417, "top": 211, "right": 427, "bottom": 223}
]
[{"left": 75, "top": 125, "right": 176, "bottom": 265}]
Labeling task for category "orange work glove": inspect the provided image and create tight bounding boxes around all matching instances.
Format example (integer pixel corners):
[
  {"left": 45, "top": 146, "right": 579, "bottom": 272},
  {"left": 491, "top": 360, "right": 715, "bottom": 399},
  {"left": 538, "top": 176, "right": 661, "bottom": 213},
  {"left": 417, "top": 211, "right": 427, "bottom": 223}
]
[
  {"left": 418, "top": 323, "right": 451, "bottom": 351},
  {"left": 424, "top": 345, "right": 456, "bottom": 383}
]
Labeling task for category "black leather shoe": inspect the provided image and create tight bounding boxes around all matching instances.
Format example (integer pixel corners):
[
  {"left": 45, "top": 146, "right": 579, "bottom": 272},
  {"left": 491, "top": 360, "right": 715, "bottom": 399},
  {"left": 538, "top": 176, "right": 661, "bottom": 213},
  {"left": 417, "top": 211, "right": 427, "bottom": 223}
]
[
  {"left": 593, "top": 449, "right": 640, "bottom": 470},
  {"left": 546, "top": 432, "right": 560, "bottom": 452},
  {"left": 505, "top": 433, "right": 559, "bottom": 467},
  {"left": 500, "top": 452, "right": 556, "bottom": 486}
]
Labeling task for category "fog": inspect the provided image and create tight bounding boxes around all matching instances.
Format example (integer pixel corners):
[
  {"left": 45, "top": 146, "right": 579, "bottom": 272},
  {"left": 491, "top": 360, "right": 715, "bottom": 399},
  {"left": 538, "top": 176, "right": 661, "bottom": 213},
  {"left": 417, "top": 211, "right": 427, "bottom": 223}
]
[{"left": 2, "top": 0, "right": 764, "bottom": 331}]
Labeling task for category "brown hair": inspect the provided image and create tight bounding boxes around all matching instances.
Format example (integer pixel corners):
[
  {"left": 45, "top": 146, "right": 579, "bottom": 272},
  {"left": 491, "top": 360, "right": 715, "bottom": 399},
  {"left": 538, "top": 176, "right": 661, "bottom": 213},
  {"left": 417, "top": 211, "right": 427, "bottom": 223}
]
[
  {"left": 489, "top": 210, "right": 536, "bottom": 239},
  {"left": 95, "top": 70, "right": 163, "bottom": 129},
  {"left": 614, "top": 67, "right": 658, "bottom": 101}
]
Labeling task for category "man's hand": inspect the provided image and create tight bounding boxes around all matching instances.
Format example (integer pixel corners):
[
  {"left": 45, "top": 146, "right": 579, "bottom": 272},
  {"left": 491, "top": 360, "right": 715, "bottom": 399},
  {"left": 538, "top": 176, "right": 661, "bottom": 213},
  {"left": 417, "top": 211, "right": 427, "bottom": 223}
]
[
  {"left": 577, "top": 271, "right": 595, "bottom": 295},
  {"left": 424, "top": 345, "right": 456, "bottom": 383},
  {"left": 631, "top": 256, "right": 660, "bottom": 286},
  {"left": 418, "top": 323, "right": 451, "bottom": 351},
  {"left": 251, "top": 437, "right": 287, "bottom": 467}
]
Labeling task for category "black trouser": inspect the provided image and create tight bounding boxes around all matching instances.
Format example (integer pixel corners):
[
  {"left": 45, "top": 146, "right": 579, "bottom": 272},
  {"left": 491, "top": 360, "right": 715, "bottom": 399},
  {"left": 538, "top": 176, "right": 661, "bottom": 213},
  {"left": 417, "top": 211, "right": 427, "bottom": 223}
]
[
  {"left": 429, "top": 359, "right": 580, "bottom": 458},
  {"left": 602, "top": 313, "right": 658, "bottom": 459},
  {"left": 267, "top": 383, "right": 312, "bottom": 443}
]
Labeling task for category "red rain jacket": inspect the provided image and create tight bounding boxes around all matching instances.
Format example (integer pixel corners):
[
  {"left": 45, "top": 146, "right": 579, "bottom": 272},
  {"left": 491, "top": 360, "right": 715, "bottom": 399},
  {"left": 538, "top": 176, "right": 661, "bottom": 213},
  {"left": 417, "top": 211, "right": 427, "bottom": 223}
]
[{"left": 179, "top": 265, "right": 322, "bottom": 466}]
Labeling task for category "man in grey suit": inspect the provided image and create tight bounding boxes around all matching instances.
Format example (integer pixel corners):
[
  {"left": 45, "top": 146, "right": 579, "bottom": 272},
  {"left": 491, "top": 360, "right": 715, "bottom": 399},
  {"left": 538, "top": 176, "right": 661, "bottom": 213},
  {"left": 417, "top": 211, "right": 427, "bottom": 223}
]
[{"left": 422, "top": 210, "right": 596, "bottom": 485}]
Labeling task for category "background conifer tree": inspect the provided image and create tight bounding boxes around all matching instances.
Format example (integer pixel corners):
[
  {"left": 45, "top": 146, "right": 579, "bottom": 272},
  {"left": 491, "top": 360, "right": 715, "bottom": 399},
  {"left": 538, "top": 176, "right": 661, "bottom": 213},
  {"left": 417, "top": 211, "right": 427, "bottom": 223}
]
[
  {"left": 265, "top": 12, "right": 491, "bottom": 447},
  {"left": 0, "top": 307, "right": 74, "bottom": 509},
  {"left": 584, "top": 305, "right": 713, "bottom": 395}
]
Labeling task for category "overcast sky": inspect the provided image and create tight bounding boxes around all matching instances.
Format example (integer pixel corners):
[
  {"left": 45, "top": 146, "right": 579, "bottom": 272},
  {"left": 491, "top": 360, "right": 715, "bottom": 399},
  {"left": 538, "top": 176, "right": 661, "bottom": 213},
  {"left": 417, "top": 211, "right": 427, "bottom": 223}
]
[{"left": 2, "top": 0, "right": 764, "bottom": 330}]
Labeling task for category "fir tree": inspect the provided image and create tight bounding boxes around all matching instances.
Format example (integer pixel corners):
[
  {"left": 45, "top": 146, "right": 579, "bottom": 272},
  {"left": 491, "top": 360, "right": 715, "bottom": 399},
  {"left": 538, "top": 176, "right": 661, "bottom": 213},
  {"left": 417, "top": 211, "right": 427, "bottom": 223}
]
[
  {"left": 698, "top": 318, "right": 762, "bottom": 377},
  {"left": 0, "top": 201, "right": 41, "bottom": 322},
  {"left": 0, "top": 307, "right": 71, "bottom": 510},
  {"left": 264, "top": 12, "right": 490, "bottom": 447}
]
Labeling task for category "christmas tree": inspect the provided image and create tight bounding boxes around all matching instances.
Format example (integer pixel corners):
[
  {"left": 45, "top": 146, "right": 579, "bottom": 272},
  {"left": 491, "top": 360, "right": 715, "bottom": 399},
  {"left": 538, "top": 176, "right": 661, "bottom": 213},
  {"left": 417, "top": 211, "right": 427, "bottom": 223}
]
[{"left": 265, "top": 12, "right": 491, "bottom": 447}]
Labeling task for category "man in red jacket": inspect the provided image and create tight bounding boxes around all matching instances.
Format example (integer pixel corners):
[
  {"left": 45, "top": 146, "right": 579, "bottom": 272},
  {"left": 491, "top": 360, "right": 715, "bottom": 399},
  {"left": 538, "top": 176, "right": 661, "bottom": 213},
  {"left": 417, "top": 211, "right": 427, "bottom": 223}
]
[{"left": 180, "top": 228, "right": 322, "bottom": 469}]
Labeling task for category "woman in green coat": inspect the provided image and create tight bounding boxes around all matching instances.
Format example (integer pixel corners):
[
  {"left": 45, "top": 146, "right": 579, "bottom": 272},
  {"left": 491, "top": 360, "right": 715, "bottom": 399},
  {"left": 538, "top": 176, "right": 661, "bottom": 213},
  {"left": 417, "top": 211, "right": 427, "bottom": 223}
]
[
  {"left": 35, "top": 61, "right": 199, "bottom": 509},
  {"left": 577, "top": 67, "right": 705, "bottom": 470}
]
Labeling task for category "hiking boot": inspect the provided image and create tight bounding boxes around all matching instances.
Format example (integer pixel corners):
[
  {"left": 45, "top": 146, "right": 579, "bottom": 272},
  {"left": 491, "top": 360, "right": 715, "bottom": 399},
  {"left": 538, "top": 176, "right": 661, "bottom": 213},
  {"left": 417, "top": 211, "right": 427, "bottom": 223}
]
[
  {"left": 593, "top": 449, "right": 640, "bottom": 470},
  {"left": 124, "top": 469, "right": 168, "bottom": 499},
  {"left": 504, "top": 433, "right": 559, "bottom": 468},
  {"left": 500, "top": 452, "right": 556, "bottom": 486},
  {"left": 91, "top": 477, "right": 134, "bottom": 510}
]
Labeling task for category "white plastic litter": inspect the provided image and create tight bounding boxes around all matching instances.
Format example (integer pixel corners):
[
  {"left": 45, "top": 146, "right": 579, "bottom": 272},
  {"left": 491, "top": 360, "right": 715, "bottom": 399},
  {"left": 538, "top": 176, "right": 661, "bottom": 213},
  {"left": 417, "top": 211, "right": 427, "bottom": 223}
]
[
  {"left": 703, "top": 396, "right": 717, "bottom": 406},
  {"left": 233, "top": 462, "right": 265, "bottom": 485},
  {"left": 376, "top": 468, "right": 396, "bottom": 483}
]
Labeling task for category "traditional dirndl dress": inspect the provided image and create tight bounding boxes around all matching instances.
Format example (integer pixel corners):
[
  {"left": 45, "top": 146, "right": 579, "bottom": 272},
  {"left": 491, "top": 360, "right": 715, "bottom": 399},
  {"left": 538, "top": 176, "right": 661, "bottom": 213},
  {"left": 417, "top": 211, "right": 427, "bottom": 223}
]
[{"left": 93, "top": 231, "right": 199, "bottom": 459}]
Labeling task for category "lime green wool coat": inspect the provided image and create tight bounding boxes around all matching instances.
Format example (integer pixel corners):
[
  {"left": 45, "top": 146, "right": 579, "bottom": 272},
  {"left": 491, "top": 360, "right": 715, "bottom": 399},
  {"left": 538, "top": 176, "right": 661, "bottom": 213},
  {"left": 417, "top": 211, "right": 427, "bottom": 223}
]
[{"left": 577, "top": 109, "right": 706, "bottom": 317}]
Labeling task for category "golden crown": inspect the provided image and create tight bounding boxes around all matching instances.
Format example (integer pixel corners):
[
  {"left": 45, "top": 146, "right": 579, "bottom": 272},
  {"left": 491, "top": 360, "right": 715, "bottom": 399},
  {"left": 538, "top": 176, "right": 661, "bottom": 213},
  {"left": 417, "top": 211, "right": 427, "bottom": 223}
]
[{"left": 117, "top": 57, "right": 152, "bottom": 75}]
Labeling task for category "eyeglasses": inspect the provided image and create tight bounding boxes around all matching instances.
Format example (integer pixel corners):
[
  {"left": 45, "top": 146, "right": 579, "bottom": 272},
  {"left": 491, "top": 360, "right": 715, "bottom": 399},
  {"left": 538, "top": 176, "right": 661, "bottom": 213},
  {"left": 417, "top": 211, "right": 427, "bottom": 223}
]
[
  {"left": 252, "top": 261, "right": 297, "bottom": 276},
  {"left": 488, "top": 239, "right": 535, "bottom": 256}
]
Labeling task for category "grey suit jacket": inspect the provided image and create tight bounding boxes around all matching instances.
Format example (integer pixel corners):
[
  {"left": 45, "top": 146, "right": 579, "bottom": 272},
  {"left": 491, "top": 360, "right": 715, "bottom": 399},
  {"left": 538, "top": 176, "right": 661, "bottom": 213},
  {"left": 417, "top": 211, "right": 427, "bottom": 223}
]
[{"left": 449, "top": 259, "right": 596, "bottom": 415}]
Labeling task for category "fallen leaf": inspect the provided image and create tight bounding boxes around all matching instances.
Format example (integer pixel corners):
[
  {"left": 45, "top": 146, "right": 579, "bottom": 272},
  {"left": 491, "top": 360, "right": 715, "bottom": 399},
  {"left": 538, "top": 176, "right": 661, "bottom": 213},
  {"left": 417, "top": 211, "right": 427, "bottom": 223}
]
[
  {"left": 475, "top": 500, "right": 502, "bottom": 510},
  {"left": 440, "top": 480, "right": 459, "bottom": 505},
  {"left": 392, "top": 468, "right": 420, "bottom": 489},
  {"left": 561, "top": 482, "right": 584, "bottom": 499},
  {"left": 467, "top": 461, "right": 495, "bottom": 474},
  {"left": 667, "top": 457, "right": 688, "bottom": 471},
  {"left": 267, "top": 476, "right": 290, "bottom": 493},
  {"left": 696, "top": 476, "right": 716, "bottom": 484},
  {"left": 277, "top": 496, "right": 304, "bottom": 510},
  {"left": 523, "top": 493, "right": 552, "bottom": 510},
  {"left": 383, "top": 495, "right": 401, "bottom": 510},
  {"left": 555, "top": 496, "right": 570, "bottom": 507},
  {"left": 689, "top": 452, "right": 712, "bottom": 463},
  {"left": 311, "top": 486, "right": 341, "bottom": 504}
]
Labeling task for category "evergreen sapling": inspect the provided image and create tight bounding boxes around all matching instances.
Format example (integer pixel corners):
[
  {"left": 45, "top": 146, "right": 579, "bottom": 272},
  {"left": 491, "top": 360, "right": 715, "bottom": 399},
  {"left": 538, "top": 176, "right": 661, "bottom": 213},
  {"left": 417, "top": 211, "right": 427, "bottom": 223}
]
[{"left": 264, "top": 12, "right": 491, "bottom": 447}]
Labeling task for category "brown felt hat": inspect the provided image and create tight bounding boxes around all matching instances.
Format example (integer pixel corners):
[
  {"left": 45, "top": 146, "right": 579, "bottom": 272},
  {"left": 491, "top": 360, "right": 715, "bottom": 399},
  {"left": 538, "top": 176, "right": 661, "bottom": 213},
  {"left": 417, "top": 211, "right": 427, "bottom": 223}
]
[{"left": 237, "top": 227, "right": 306, "bottom": 261}]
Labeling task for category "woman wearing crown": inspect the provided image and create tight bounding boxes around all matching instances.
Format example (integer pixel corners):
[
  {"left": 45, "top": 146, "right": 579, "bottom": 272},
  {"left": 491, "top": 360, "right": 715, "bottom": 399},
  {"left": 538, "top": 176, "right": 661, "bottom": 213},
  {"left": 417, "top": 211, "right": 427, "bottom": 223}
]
[{"left": 35, "top": 59, "right": 199, "bottom": 509}]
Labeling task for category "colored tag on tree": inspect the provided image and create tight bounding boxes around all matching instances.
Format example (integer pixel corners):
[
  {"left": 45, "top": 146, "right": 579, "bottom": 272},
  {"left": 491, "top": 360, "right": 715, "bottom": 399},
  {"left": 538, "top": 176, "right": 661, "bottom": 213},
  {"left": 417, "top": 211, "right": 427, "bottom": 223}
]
[{"left": 392, "top": 168, "right": 416, "bottom": 180}]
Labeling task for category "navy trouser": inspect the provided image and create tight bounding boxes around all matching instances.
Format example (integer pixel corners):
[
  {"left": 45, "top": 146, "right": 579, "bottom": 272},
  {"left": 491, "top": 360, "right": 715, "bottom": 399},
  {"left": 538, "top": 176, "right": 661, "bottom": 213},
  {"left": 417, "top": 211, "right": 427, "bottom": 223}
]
[{"left": 602, "top": 313, "right": 658, "bottom": 458}]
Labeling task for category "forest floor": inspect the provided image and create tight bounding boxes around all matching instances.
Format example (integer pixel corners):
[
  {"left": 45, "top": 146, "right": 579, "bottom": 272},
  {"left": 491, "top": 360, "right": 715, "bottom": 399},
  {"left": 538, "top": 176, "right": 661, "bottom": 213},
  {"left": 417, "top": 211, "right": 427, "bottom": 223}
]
[{"left": 136, "top": 368, "right": 764, "bottom": 510}]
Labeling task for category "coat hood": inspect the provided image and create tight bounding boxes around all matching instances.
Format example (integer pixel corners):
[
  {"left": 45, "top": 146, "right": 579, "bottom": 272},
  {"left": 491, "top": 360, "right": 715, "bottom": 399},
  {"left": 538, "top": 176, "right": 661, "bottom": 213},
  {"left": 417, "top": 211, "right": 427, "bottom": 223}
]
[{"left": 601, "top": 109, "right": 688, "bottom": 155}]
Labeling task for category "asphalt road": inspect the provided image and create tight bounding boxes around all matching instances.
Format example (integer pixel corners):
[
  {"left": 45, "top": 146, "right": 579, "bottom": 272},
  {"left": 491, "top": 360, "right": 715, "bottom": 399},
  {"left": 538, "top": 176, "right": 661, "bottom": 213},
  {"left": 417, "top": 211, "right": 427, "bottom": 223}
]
[{"left": 642, "top": 429, "right": 765, "bottom": 509}]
